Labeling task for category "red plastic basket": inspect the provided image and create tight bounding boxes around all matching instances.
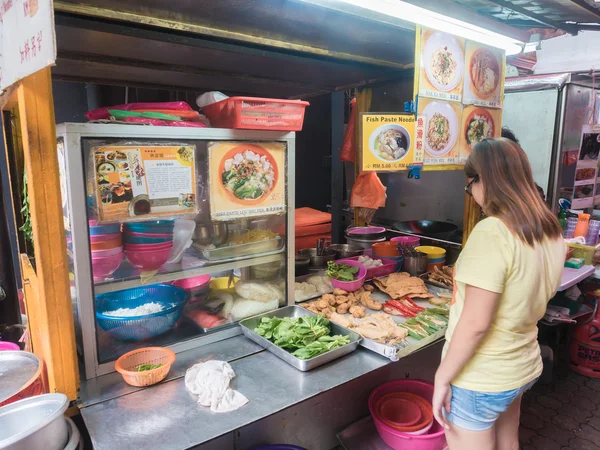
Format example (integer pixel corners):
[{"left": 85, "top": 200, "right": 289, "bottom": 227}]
[{"left": 202, "top": 97, "right": 309, "bottom": 131}]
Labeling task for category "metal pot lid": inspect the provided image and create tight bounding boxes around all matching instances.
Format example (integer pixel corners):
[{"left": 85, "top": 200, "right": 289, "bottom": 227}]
[{"left": 0, "top": 351, "right": 41, "bottom": 405}]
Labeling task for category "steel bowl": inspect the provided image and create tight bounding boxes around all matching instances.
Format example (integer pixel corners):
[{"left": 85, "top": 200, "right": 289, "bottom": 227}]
[
  {"left": 298, "top": 248, "right": 336, "bottom": 268},
  {"left": 193, "top": 222, "right": 228, "bottom": 246},
  {"left": 328, "top": 244, "right": 364, "bottom": 259},
  {"left": 0, "top": 393, "right": 69, "bottom": 450}
]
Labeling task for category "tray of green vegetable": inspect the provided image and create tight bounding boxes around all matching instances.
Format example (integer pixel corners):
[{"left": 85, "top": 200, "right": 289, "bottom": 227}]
[{"left": 239, "top": 306, "right": 362, "bottom": 371}]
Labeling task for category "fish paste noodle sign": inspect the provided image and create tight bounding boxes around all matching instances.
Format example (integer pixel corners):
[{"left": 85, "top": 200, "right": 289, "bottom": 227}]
[
  {"left": 0, "top": 0, "right": 56, "bottom": 90},
  {"left": 208, "top": 141, "right": 286, "bottom": 220},
  {"left": 361, "top": 114, "right": 417, "bottom": 172}
]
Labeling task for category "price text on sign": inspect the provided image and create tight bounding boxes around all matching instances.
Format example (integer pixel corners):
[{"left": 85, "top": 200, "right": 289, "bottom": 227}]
[
  {"left": 0, "top": 0, "right": 56, "bottom": 90},
  {"left": 361, "top": 113, "right": 416, "bottom": 172}
]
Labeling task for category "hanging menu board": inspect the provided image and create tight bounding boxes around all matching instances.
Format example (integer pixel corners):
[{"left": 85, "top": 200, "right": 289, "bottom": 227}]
[
  {"left": 360, "top": 114, "right": 420, "bottom": 172},
  {"left": 414, "top": 26, "right": 506, "bottom": 168},
  {"left": 208, "top": 141, "right": 285, "bottom": 220},
  {"left": 575, "top": 125, "right": 600, "bottom": 210}
]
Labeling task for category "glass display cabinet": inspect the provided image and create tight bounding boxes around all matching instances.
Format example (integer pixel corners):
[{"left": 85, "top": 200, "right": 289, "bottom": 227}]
[{"left": 56, "top": 123, "right": 295, "bottom": 379}]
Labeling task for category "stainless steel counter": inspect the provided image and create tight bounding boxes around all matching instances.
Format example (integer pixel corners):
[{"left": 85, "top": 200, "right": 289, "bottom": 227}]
[{"left": 80, "top": 335, "right": 443, "bottom": 450}]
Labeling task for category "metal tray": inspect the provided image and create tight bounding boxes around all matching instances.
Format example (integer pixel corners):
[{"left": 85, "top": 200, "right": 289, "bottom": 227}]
[
  {"left": 239, "top": 305, "right": 362, "bottom": 371},
  {"left": 198, "top": 237, "right": 283, "bottom": 261}
]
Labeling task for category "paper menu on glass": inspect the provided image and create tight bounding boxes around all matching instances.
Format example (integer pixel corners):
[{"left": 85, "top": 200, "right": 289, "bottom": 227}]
[
  {"left": 208, "top": 141, "right": 285, "bottom": 221},
  {"left": 458, "top": 106, "right": 502, "bottom": 163},
  {"left": 572, "top": 125, "right": 600, "bottom": 209},
  {"left": 417, "top": 98, "right": 462, "bottom": 165},
  {"left": 418, "top": 28, "right": 465, "bottom": 103},
  {"left": 92, "top": 144, "right": 197, "bottom": 222},
  {"left": 462, "top": 42, "right": 504, "bottom": 108}
]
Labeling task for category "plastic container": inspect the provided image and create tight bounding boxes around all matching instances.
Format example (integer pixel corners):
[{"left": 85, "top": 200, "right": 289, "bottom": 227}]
[
  {"left": 125, "top": 246, "right": 172, "bottom": 271},
  {"left": 369, "top": 380, "right": 446, "bottom": 450},
  {"left": 126, "top": 231, "right": 174, "bottom": 238},
  {"left": 125, "top": 220, "right": 175, "bottom": 233},
  {"left": 115, "top": 347, "right": 176, "bottom": 387},
  {"left": 91, "top": 246, "right": 124, "bottom": 257},
  {"left": 574, "top": 213, "right": 591, "bottom": 238},
  {"left": 166, "top": 219, "right": 196, "bottom": 264},
  {"left": 90, "top": 236, "right": 122, "bottom": 250},
  {"left": 415, "top": 246, "right": 446, "bottom": 259},
  {"left": 124, "top": 242, "right": 174, "bottom": 251},
  {"left": 372, "top": 242, "right": 401, "bottom": 257},
  {"left": 376, "top": 396, "right": 422, "bottom": 427},
  {"left": 342, "top": 256, "right": 397, "bottom": 280},
  {"left": 89, "top": 222, "right": 121, "bottom": 235},
  {"left": 202, "top": 96, "right": 309, "bottom": 131},
  {"left": 0, "top": 341, "right": 20, "bottom": 351},
  {"left": 391, "top": 236, "right": 421, "bottom": 247},
  {"left": 90, "top": 232, "right": 121, "bottom": 243},
  {"left": 124, "top": 235, "right": 173, "bottom": 244},
  {"left": 172, "top": 274, "right": 211, "bottom": 301},
  {"left": 95, "top": 285, "right": 187, "bottom": 341},
  {"left": 567, "top": 242, "right": 596, "bottom": 265},
  {"left": 329, "top": 259, "right": 367, "bottom": 292},
  {"left": 91, "top": 253, "right": 123, "bottom": 280}
]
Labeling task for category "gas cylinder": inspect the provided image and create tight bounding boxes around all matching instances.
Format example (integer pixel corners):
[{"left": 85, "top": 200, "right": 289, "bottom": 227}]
[{"left": 570, "top": 302, "right": 600, "bottom": 378}]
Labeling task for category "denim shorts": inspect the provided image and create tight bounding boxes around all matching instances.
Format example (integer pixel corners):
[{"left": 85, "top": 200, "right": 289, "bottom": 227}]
[{"left": 444, "top": 378, "right": 538, "bottom": 431}]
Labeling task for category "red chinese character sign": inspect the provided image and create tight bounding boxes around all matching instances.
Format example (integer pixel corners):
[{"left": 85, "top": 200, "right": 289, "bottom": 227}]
[
  {"left": 360, "top": 114, "right": 420, "bottom": 172},
  {"left": 0, "top": 0, "right": 56, "bottom": 90}
]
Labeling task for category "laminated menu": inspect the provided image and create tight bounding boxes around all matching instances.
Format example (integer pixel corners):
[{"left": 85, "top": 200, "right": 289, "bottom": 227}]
[
  {"left": 417, "top": 98, "right": 462, "bottom": 165},
  {"left": 208, "top": 141, "right": 285, "bottom": 220},
  {"left": 92, "top": 143, "right": 197, "bottom": 222}
]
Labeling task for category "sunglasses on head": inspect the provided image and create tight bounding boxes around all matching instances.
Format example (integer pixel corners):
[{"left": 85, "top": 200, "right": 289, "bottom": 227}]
[{"left": 465, "top": 175, "right": 480, "bottom": 196}]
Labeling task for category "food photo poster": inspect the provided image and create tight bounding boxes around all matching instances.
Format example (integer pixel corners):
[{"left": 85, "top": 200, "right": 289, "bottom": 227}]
[
  {"left": 574, "top": 125, "right": 600, "bottom": 209},
  {"left": 208, "top": 141, "right": 285, "bottom": 220}
]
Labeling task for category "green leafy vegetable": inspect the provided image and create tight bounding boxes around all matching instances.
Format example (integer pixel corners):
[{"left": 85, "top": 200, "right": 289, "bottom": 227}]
[
  {"left": 325, "top": 261, "right": 359, "bottom": 282},
  {"left": 136, "top": 363, "right": 163, "bottom": 372},
  {"left": 254, "top": 315, "right": 349, "bottom": 360}
]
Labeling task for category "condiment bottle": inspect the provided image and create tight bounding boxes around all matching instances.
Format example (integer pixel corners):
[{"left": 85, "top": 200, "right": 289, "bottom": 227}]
[
  {"left": 558, "top": 209, "right": 567, "bottom": 231},
  {"left": 574, "top": 213, "right": 591, "bottom": 238}
]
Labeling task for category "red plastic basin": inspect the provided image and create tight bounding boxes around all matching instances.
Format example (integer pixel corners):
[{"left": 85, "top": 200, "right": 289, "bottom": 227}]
[
  {"left": 91, "top": 253, "right": 123, "bottom": 280},
  {"left": 125, "top": 247, "right": 171, "bottom": 271}
]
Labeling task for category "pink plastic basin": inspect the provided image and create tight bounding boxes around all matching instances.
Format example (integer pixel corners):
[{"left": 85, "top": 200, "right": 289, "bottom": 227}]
[
  {"left": 369, "top": 380, "right": 446, "bottom": 450},
  {"left": 0, "top": 341, "right": 20, "bottom": 351},
  {"left": 329, "top": 259, "right": 367, "bottom": 292},
  {"left": 91, "top": 246, "right": 123, "bottom": 257},
  {"left": 92, "top": 253, "right": 123, "bottom": 280},
  {"left": 172, "top": 274, "right": 211, "bottom": 291},
  {"left": 379, "top": 397, "right": 422, "bottom": 427},
  {"left": 125, "top": 247, "right": 171, "bottom": 271},
  {"left": 90, "top": 232, "right": 122, "bottom": 243},
  {"left": 391, "top": 236, "right": 421, "bottom": 246}
]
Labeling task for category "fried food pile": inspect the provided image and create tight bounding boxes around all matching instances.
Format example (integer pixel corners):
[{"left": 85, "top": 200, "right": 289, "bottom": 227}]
[
  {"left": 426, "top": 266, "right": 453, "bottom": 288},
  {"left": 301, "top": 285, "right": 385, "bottom": 319},
  {"left": 373, "top": 273, "right": 433, "bottom": 300}
]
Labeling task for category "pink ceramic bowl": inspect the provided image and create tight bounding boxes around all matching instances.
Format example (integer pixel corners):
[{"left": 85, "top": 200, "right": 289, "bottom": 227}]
[
  {"left": 328, "top": 259, "right": 367, "bottom": 292},
  {"left": 125, "top": 247, "right": 171, "bottom": 271},
  {"left": 91, "top": 246, "right": 123, "bottom": 257},
  {"left": 91, "top": 253, "right": 123, "bottom": 279},
  {"left": 90, "top": 232, "right": 122, "bottom": 243},
  {"left": 369, "top": 380, "right": 446, "bottom": 450}
]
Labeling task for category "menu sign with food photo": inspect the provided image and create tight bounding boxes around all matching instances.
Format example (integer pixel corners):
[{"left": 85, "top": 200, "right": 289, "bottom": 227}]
[
  {"left": 360, "top": 114, "right": 417, "bottom": 172},
  {"left": 463, "top": 42, "right": 504, "bottom": 108},
  {"left": 573, "top": 125, "right": 600, "bottom": 209},
  {"left": 418, "top": 28, "right": 465, "bottom": 102},
  {"left": 93, "top": 144, "right": 197, "bottom": 222},
  {"left": 417, "top": 98, "right": 462, "bottom": 165},
  {"left": 208, "top": 141, "right": 285, "bottom": 220},
  {"left": 459, "top": 106, "right": 502, "bottom": 162}
]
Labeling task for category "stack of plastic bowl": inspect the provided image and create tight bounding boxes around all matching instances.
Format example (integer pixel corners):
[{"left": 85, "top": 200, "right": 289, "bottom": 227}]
[
  {"left": 391, "top": 235, "right": 421, "bottom": 249},
  {"left": 89, "top": 221, "right": 123, "bottom": 281},
  {"left": 123, "top": 220, "right": 175, "bottom": 271},
  {"left": 372, "top": 241, "right": 404, "bottom": 271},
  {"left": 415, "top": 246, "right": 446, "bottom": 272},
  {"left": 369, "top": 380, "right": 446, "bottom": 450}
]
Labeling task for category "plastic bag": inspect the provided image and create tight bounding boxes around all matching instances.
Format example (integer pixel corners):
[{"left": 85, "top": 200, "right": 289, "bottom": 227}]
[
  {"left": 340, "top": 98, "right": 357, "bottom": 163},
  {"left": 350, "top": 172, "right": 387, "bottom": 209}
]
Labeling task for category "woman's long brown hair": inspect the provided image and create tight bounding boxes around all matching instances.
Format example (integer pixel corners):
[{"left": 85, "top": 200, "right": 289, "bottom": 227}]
[{"left": 465, "top": 138, "right": 562, "bottom": 246}]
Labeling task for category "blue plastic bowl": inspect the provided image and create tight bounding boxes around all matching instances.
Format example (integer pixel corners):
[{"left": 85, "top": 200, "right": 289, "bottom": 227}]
[
  {"left": 123, "top": 236, "right": 174, "bottom": 245},
  {"left": 89, "top": 223, "right": 121, "bottom": 235},
  {"left": 95, "top": 284, "right": 187, "bottom": 341},
  {"left": 125, "top": 220, "right": 175, "bottom": 233}
]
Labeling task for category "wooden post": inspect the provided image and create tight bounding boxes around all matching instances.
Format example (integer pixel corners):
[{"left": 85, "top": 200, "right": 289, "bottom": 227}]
[{"left": 2, "top": 68, "right": 79, "bottom": 400}]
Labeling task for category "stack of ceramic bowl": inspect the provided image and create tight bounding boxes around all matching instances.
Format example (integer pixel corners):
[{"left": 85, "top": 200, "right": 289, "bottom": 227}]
[
  {"left": 123, "top": 220, "right": 175, "bottom": 271},
  {"left": 415, "top": 246, "right": 446, "bottom": 272},
  {"left": 89, "top": 221, "right": 123, "bottom": 281}
]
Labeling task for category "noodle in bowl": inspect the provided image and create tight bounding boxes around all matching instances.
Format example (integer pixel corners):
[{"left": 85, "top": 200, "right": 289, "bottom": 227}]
[{"left": 369, "top": 124, "right": 411, "bottom": 162}]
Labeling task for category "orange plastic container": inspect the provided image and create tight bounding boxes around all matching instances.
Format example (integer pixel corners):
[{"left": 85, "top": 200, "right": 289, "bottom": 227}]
[
  {"left": 202, "top": 97, "right": 310, "bottom": 131},
  {"left": 574, "top": 213, "right": 591, "bottom": 238},
  {"left": 90, "top": 236, "right": 122, "bottom": 250},
  {"left": 115, "top": 347, "right": 176, "bottom": 387}
]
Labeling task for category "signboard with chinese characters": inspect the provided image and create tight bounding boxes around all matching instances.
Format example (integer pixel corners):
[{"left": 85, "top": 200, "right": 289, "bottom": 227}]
[
  {"left": 92, "top": 144, "right": 197, "bottom": 222},
  {"left": 414, "top": 26, "right": 506, "bottom": 168},
  {"left": 0, "top": 0, "right": 56, "bottom": 90},
  {"left": 360, "top": 114, "right": 419, "bottom": 172},
  {"left": 208, "top": 141, "right": 286, "bottom": 220}
]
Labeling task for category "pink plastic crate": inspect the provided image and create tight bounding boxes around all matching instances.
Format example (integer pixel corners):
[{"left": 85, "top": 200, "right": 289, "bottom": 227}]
[
  {"left": 343, "top": 256, "right": 397, "bottom": 280},
  {"left": 202, "top": 97, "right": 309, "bottom": 131}
]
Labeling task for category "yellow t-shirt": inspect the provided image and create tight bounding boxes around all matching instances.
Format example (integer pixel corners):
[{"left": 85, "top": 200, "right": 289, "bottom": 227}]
[{"left": 442, "top": 217, "right": 565, "bottom": 392}]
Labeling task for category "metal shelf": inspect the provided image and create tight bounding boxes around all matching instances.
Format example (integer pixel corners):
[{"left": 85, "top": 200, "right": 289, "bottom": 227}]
[{"left": 94, "top": 251, "right": 285, "bottom": 294}]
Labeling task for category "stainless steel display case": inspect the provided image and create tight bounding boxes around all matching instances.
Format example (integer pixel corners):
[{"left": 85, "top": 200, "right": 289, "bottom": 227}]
[{"left": 56, "top": 123, "right": 295, "bottom": 379}]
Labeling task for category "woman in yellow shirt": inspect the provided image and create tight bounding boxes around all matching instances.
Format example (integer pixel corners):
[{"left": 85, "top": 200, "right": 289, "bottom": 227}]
[{"left": 433, "top": 138, "right": 565, "bottom": 449}]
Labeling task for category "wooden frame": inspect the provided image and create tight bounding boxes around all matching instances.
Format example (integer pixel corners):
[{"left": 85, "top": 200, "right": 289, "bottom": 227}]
[{"left": 1, "top": 67, "right": 79, "bottom": 401}]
